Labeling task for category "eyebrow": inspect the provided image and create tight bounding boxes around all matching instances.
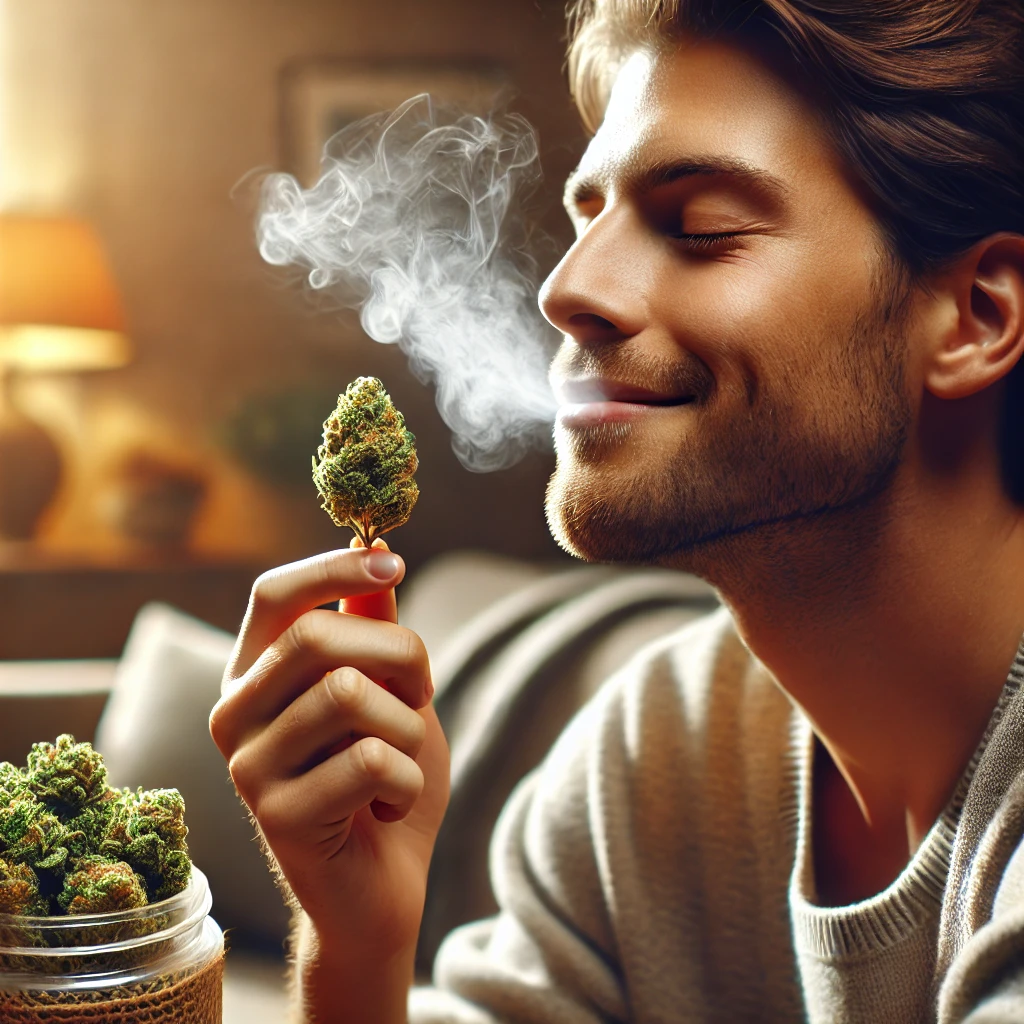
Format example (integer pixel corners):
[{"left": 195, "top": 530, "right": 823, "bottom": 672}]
[{"left": 564, "top": 155, "right": 792, "bottom": 211}]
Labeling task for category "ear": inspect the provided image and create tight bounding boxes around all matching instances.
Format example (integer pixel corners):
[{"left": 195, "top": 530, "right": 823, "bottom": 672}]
[{"left": 924, "top": 233, "right": 1024, "bottom": 401}]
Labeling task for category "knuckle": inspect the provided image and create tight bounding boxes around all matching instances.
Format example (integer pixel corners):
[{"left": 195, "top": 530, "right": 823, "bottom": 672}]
[
  {"left": 208, "top": 687, "right": 247, "bottom": 756},
  {"left": 208, "top": 699, "right": 230, "bottom": 750},
  {"left": 325, "top": 666, "right": 365, "bottom": 713},
  {"left": 393, "top": 626, "right": 429, "bottom": 677},
  {"left": 249, "top": 568, "right": 284, "bottom": 611},
  {"left": 284, "top": 611, "right": 328, "bottom": 657},
  {"left": 355, "top": 737, "right": 391, "bottom": 780},
  {"left": 253, "top": 787, "right": 293, "bottom": 839},
  {"left": 227, "top": 748, "right": 257, "bottom": 798}
]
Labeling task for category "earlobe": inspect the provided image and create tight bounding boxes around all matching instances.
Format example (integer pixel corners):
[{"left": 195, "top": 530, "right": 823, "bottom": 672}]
[{"left": 925, "top": 234, "right": 1024, "bottom": 401}]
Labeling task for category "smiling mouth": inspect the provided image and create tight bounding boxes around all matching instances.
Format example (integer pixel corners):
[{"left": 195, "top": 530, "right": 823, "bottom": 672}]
[
  {"left": 555, "top": 392, "right": 697, "bottom": 429},
  {"left": 622, "top": 395, "right": 694, "bottom": 406},
  {"left": 555, "top": 380, "right": 697, "bottom": 406}
]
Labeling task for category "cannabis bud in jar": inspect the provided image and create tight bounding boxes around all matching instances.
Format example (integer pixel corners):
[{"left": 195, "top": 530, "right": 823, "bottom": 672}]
[
  {"left": 0, "top": 735, "right": 190, "bottom": 917},
  {"left": 312, "top": 376, "right": 419, "bottom": 546}
]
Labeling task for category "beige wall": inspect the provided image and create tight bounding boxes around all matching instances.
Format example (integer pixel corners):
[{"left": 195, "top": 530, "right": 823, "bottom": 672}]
[{"left": 0, "top": 0, "right": 585, "bottom": 573}]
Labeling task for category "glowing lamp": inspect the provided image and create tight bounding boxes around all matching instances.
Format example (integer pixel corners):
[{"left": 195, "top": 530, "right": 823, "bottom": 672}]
[{"left": 0, "top": 215, "right": 133, "bottom": 540}]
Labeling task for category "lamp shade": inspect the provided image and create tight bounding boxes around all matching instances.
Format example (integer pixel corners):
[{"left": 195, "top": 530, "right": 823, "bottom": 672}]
[{"left": 0, "top": 215, "right": 132, "bottom": 372}]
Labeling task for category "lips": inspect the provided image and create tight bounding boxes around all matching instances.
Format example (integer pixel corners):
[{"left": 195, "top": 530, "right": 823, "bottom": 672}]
[
  {"left": 555, "top": 378, "right": 695, "bottom": 406},
  {"left": 553, "top": 378, "right": 697, "bottom": 430}
]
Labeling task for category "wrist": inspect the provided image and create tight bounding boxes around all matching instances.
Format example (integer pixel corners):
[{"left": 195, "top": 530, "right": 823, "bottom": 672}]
[
  {"left": 303, "top": 907, "right": 422, "bottom": 967},
  {"left": 293, "top": 912, "right": 415, "bottom": 1024},
  {"left": 309, "top": 923, "right": 417, "bottom": 974}
]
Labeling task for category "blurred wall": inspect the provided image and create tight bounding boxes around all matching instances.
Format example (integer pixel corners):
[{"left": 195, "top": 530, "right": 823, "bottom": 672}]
[{"left": 0, "top": 0, "right": 586, "bottom": 574}]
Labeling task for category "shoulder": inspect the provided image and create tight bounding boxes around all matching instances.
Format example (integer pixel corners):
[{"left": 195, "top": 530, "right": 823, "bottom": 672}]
[
  {"left": 467, "top": 603, "right": 801, "bottom": 1014},
  {"left": 935, "top": 660, "right": 1024, "bottom": 1022},
  {"left": 937, "top": 774, "right": 1024, "bottom": 1023},
  {"left": 507, "top": 604, "right": 797, "bottom": 884},
  {"left": 544, "top": 604, "right": 791, "bottom": 776}
]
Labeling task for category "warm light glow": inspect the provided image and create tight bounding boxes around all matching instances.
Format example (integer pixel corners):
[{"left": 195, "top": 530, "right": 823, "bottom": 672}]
[
  {"left": 0, "top": 214, "right": 132, "bottom": 372},
  {"left": 0, "top": 325, "right": 132, "bottom": 371}
]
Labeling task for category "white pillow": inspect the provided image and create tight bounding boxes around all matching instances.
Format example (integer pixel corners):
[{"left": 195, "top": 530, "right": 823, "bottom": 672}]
[{"left": 94, "top": 602, "right": 290, "bottom": 947}]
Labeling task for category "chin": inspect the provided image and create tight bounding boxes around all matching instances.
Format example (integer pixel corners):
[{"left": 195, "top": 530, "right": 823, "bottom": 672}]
[
  {"left": 544, "top": 458, "right": 685, "bottom": 565},
  {"left": 544, "top": 432, "right": 907, "bottom": 575},
  {"left": 545, "top": 362, "right": 913, "bottom": 572}
]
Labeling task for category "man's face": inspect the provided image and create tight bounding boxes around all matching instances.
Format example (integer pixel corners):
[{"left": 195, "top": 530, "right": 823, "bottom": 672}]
[{"left": 540, "top": 41, "right": 913, "bottom": 567}]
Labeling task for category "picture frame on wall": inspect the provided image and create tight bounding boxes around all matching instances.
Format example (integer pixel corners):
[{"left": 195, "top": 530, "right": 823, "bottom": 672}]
[{"left": 279, "top": 61, "right": 508, "bottom": 187}]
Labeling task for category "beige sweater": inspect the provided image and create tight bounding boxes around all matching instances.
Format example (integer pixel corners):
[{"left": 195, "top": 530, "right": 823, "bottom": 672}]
[{"left": 409, "top": 606, "right": 1024, "bottom": 1023}]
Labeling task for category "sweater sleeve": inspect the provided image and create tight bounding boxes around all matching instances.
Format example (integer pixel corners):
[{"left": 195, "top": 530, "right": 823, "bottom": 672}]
[
  {"left": 939, "top": 816, "right": 1024, "bottom": 1023},
  {"left": 958, "top": 980, "right": 1024, "bottom": 1024},
  {"left": 408, "top": 686, "right": 630, "bottom": 1024},
  {"left": 943, "top": 918, "right": 1024, "bottom": 1024}
]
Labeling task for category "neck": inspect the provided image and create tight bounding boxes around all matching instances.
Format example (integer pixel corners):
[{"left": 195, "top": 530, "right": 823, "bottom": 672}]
[{"left": 674, "top": 458, "right": 1024, "bottom": 858}]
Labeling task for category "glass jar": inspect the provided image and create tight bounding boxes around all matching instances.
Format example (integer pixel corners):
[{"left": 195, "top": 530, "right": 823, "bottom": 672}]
[{"left": 0, "top": 864, "right": 223, "bottom": 1023}]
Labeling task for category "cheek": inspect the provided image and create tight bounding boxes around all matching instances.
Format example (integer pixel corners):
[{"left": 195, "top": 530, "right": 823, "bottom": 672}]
[{"left": 651, "top": 240, "right": 878, "bottom": 387}]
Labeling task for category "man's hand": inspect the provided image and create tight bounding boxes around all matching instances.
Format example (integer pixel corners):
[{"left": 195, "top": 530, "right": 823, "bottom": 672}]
[{"left": 209, "top": 545, "right": 450, "bottom": 970}]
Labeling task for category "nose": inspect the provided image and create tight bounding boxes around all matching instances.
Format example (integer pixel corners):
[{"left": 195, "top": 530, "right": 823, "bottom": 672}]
[{"left": 538, "top": 211, "right": 646, "bottom": 346}]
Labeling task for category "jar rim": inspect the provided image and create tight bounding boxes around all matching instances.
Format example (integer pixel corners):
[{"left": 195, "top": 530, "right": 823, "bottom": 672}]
[{"left": 0, "top": 865, "right": 210, "bottom": 955}]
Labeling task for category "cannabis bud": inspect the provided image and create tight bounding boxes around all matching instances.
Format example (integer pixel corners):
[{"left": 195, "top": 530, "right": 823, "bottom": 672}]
[
  {"left": 0, "top": 858, "right": 48, "bottom": 917},
  {"left": 312, "top": 376, "right": 419, "bottom": 546},
  {"left": 58, "top": 856, "right": 148, "bottom": 916},
  {"left": 26, "top": 734, "right": 108, "bottom": 815},
  {"left": 0, "top": 736, "right": 191, "bottom": 917}
]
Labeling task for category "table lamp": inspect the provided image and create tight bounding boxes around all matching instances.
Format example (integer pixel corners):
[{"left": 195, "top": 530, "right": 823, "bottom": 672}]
[{"left": 0, "top": 215, "right": 133, "bottom": 540}]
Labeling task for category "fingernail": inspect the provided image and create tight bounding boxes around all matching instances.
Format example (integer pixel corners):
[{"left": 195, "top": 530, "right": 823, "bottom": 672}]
[
  {"left": 365, "top": 550, "right": 400, "bottom": 581},
  {"left": 425, "top": 679, "right": 435, "bottom": 701}
]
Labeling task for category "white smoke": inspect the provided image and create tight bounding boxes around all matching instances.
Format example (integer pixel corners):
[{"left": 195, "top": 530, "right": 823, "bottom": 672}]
[{"left": 257, "top": 94, "right": 559, "bottom": 472}]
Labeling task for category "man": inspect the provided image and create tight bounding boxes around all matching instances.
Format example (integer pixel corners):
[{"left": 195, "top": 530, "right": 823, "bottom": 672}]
[{"left": 210, "top": 0, "right": 1024, "bottom": 1021}]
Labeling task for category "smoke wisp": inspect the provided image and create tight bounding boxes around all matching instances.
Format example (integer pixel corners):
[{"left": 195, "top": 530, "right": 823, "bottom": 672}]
[{"left": 257, "top": 94, "right": 560, "bottom": 472}]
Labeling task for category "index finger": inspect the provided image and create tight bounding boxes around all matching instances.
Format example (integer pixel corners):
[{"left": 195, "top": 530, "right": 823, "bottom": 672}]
[{"left": 228, "top": 541, "right": 405, "bottom": 681}]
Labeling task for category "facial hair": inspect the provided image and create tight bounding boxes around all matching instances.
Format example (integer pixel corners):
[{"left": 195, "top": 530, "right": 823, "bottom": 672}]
[{"left": 544, "top": 273, "right": 913, "bottom": 569}]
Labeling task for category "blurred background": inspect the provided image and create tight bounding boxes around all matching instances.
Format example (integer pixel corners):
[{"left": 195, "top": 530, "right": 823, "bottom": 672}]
[{"left": 0, "top": 0, "right": 586, "bottom": 659}]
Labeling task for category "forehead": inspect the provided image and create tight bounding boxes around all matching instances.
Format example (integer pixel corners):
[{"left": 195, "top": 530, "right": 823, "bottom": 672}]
[{"left": 568, "top": 41, "right": 843, "bottom": 201}]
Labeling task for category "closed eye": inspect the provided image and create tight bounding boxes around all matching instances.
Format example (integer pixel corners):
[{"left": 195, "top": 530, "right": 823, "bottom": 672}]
[{"left": 671, "top": 232, "right": 743, "bottom": 251}]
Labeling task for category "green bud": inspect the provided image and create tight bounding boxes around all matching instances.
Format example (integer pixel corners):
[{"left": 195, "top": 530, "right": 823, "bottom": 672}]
[
  {"left": 123, "top": 789, "right": 191, "bottom": 901},
  {"left": 59, "top": 856, "right": 148, "bottom": 916},
  {"left": 26, "top": 735, "right": 108, "bottom": 816},
  {"left": 0, "top": 796, "right": 84, "bottom": 874},
  {"left": 312, "top": 377, "right": 419, "bottom": 546},
  {"left": 67, "top": 788, "right": 128, "bottom": 856},
  {"left": 0, "top": 857, "right": 49, "bottom": 917}
]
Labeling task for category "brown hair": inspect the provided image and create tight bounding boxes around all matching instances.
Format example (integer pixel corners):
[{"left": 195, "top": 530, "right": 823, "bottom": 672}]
[{"left": 566, "top": 0, "right": 1024, "bottom": 498}]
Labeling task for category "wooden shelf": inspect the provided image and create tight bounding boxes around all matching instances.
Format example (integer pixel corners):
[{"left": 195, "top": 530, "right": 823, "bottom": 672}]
[{"left": 0, "top": 547, "right": 264, "bottom": 659}]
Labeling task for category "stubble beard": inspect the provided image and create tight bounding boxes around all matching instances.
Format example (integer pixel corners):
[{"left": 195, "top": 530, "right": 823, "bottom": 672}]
[{"left": 544, "top": 281, "right": 913, "bottom": 573}]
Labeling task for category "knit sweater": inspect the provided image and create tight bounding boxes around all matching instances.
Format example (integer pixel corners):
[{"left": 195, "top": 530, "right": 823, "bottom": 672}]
[{"left": 408, "top": 606, "right": 1024, "bottom": 1023}]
